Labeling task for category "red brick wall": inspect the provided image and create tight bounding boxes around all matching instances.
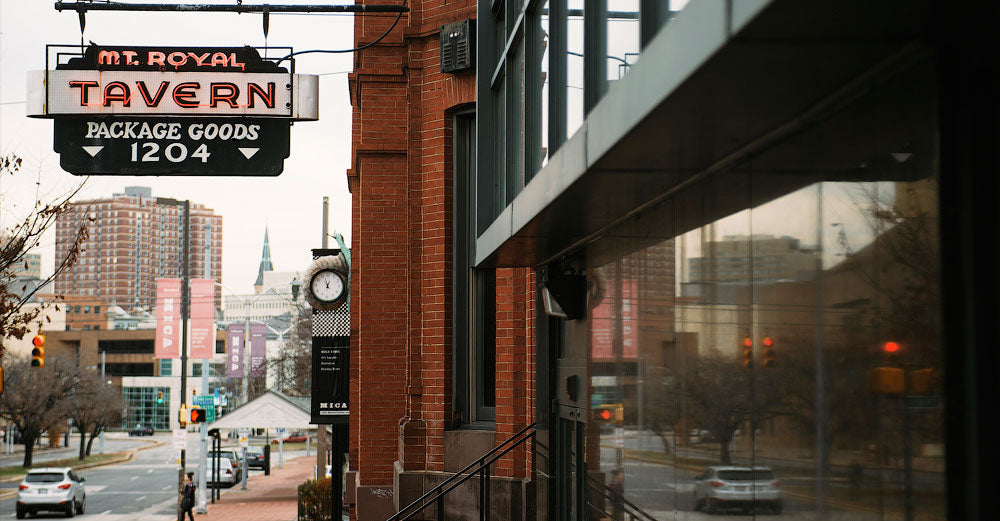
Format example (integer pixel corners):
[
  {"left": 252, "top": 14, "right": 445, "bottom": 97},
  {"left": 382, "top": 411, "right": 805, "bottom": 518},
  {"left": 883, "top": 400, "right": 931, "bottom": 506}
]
[{"left": 349, "top": 0, "right": 534, "bottom": 493}]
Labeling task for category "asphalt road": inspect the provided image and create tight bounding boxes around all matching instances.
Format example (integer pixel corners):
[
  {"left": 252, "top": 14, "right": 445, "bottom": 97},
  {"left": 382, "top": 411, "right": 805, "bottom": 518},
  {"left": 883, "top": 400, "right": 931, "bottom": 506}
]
[{"left": 1, "top": 432, "right": 309, "bottom": 520}]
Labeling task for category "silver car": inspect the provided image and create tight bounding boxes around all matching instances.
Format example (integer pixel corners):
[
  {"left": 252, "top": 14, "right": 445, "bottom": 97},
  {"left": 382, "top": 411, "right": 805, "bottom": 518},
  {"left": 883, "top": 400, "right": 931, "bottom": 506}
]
[
  {"left": 693, "top": 466, "right": 782, "bottom": 514},
  {"left": 200, "top": 457, "right": 239, "bottom": 487},
  {"left": 16, "top": 467, "right": 87, "bottom": 518}
]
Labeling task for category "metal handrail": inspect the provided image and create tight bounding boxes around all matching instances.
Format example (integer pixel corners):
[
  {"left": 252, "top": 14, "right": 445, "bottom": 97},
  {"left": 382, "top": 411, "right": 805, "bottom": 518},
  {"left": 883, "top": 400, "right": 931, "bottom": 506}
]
[
  {"left": 587, "top": 475, "right": 659, "bottom": 521},
  {"left": 387, "top": 422, "right": 537, "bottom": 521}
]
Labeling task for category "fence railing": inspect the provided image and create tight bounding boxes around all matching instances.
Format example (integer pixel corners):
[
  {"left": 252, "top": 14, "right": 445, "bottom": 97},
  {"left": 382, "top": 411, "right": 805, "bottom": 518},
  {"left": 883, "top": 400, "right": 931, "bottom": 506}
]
[{"left": 386, "top": 422, "right": 537, "bottom": 521}]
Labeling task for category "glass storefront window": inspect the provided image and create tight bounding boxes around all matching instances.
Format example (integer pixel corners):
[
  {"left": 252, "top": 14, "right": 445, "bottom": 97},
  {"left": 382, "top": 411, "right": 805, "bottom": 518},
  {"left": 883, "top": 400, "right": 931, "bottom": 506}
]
[
  {"left": 123, "top": 386, "right": 170, "bottom": 431},
  {"left": 540, "top": 50, "right": 944, "bottom": 521}
]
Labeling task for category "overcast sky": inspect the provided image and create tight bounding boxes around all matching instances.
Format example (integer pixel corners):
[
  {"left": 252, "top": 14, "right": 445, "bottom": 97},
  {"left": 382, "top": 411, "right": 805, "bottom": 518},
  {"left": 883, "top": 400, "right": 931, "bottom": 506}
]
[{"left": 1, "top": 1, "right": 356, "bottom": 295}]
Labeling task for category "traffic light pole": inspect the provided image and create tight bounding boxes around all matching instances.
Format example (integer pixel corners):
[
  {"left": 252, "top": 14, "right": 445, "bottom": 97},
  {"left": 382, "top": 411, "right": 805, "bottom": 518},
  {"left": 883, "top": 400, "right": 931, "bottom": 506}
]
[{"left": 177, "top": 200, "right": 190, "bottom": 521}]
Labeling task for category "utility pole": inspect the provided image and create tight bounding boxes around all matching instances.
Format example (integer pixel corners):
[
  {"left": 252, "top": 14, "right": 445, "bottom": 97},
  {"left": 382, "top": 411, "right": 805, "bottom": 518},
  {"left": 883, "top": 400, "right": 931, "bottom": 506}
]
[
  {"left": 198, "top": 222, "right": 211, "bottom": 513},
  {"left": 177, "top": 200, "right": 190, "bottom": 521}
]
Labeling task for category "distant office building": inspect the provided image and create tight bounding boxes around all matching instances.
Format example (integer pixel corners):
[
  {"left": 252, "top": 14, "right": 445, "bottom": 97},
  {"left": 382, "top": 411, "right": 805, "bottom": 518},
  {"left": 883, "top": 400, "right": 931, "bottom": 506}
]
[
  {"left": 52, "top": 186, "right": 222, "bottom": 311},
  {"left": 689, "top": 234, "right": 818, "bottom": 284}
]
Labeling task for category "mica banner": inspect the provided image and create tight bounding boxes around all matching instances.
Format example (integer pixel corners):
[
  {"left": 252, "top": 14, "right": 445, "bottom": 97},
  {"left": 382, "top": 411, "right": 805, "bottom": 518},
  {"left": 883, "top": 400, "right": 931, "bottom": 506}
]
[{"left": 154, "top": 278, "right": 181, "bottom": 359}]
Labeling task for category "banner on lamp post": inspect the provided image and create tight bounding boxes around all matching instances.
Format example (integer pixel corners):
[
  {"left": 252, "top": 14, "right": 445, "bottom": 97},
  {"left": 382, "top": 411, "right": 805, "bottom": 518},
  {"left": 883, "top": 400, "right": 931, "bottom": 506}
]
[
  {"left": 226, "top": 323, "right": 245, "bottom": 378},
  {"left": 249, "top": 322, "right": 267, "bottom": 377},
  {"left": 154, "top": 278, "right": 181, "bottom": 359},
  {"left": 189, "top": 279, "right": 216, "bottom": 359}
]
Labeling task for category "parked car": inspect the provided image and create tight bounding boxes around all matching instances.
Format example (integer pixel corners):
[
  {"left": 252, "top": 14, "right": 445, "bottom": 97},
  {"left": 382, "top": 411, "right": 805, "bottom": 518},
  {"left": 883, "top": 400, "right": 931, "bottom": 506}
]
[
  {"left": 693, "top": 466, "right": 782, "bottom": 514},
  {"left": 208, "top": 448, "right": 244, "bottom": 478},
  {"left": 270, "top": 431, "right": 307, "bottom": 443},
  {"left": 246, "top": 446, "right": 266, "bottom": 470},
  {"left": 16, "top": 467, "right": 87, "bottom": 519},
  {"left": 200, "top": 458, "right": 238, "bottom": 488},
  {"left": 128, "top": 425, "right": 154, "bottom": 436}
]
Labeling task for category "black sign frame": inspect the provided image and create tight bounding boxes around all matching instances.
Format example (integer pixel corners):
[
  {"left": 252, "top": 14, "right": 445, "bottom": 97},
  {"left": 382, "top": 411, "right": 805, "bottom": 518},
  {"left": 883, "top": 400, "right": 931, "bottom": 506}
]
[{"left": 311, "top": 335, "right": 349, "bottom": 425}]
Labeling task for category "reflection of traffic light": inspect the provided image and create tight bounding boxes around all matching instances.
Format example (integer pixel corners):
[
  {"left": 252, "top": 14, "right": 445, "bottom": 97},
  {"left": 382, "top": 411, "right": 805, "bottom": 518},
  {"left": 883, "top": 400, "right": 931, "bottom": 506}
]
[
  {"left": 157, "top": 391, "right": 163, "bottom": 404},
  {"left": 31, "top": 335, "right": 46, "bottom": 368},
  {"left": 871, "top": 341, "right": 904, "bottom": 394},
  {"left": 190, "top": 408, "right": 206, "bottom": 423},
  {"left": 761, "top": 336, "right": 775, "bottom": 368},
  {"left": 882, "top": 341, "right": 900, "bottom": 365},
  {"left": 742, "top": 337, "right": 753, "bottom": 368},
  {"left": 592, "top": 403, "right": 623, "bottom": 422}
]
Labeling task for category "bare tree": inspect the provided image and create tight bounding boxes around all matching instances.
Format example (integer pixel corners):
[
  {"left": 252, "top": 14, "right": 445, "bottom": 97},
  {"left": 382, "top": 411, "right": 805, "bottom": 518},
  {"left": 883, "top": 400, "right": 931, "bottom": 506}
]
[
  {"left": 86, "top": 383, "right": 123, "bottom": 456},
  {"left": 268, "top": 306, "right": 312, "bottom": 396},
  {"left": 1, "top": 153, "right": 89, "bottom": 351},
  {"left": 0, "top": 355, "right": 79, "bottom": 467}
]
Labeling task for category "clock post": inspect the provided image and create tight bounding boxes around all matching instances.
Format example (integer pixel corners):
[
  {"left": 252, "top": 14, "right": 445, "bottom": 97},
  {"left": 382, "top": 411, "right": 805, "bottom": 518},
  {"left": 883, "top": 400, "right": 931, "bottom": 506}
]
[{"left": 306, "top": 248, "right": 350, "bottom": 521}]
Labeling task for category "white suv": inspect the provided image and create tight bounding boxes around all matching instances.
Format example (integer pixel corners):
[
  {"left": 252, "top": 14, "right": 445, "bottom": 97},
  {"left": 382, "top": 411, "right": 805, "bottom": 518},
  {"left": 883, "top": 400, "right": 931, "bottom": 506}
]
[
  {"left": 16, "top": 467, "right": 87, "bottom": 518},
  {"left": 693, "top": 466, "right": 781, "bottom": 514}
]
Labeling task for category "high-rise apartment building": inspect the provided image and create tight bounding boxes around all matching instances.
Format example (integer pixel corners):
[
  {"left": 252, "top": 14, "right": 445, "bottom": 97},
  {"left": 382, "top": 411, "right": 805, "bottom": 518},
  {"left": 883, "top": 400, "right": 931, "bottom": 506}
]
[{"left": 53, "top": 186, "right": 222, "bottom": 311}]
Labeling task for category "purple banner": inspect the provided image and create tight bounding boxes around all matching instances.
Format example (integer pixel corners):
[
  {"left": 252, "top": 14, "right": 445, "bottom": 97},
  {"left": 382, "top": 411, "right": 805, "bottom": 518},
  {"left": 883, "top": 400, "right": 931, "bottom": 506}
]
[
  {"left": 249, "top": 322, "right": 267, "bottom": 377},
  {"left": 226, "top": 323, "right": 245, "bottom": 378}
]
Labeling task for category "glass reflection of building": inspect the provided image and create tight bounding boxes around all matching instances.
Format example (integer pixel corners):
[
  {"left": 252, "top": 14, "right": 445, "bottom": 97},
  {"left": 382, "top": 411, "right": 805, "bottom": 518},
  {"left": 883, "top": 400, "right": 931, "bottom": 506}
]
[{"left": 475, "top": 0, "right": 967, "bottom": 519}]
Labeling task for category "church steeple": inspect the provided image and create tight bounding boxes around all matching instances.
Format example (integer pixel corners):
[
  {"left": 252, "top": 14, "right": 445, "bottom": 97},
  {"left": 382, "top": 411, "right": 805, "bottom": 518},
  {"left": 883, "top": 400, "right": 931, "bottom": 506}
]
[{"left": 254, "top": 227, "right": 274, "bottom": 292}]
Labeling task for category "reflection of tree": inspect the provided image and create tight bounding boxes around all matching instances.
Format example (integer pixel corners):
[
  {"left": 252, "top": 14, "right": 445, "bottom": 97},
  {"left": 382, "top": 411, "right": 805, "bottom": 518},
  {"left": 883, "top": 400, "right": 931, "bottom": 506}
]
[
  {"left": 680, "top": 355, "right": 753, "bottom": 464},
  {"left": 838, "top": 181, "right": 943, "bottom": 446},
  {"left": 770, "top": 332, "right": 876, "bottom": 469}
]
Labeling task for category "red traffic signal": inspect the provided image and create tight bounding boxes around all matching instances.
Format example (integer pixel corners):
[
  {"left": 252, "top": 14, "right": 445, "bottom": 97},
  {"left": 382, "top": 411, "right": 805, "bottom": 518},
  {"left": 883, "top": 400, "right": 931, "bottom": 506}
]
[
  {"left": 741, "top": 337, "right": 753, "bottom": 368},
  {"left": 882, "top": 341, "right": 901, "bottom": 365},
  {"left": 761, "top": 336, "right": 775, "bottom": 368},
  {"left": 31, "top": 335, "right": 46, "bottom": 368},
  {"left": 594, "top": 407, "right": 612, "bottom": 421},
  {"left": 189, "top": 407, "right": 206, "bottom": 423}
]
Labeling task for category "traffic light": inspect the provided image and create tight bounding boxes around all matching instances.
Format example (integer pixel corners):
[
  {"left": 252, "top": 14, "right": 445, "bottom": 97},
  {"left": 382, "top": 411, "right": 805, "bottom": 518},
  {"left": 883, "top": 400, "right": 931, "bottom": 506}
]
[
  {"left": 31, "top": 335, "right": 46, "bottom": 368},
  {"left": 189, "top": 407, "right": 206, "bottom": 423},
  {"left": 882, "top": 341, "right": 900, "bottom": 365},
  {"left": 761, "top": 336, "right": 775, "bottom": 368},
  {"left": 872, "top": 341, "right": 904, "bottom": 394},
  {"left": 157, "top": 391, "right": 163, "bottom": 404},
  {"left": 592, "top": 403, "right": 623, "bottom": 422},
  {"left": 178, "top": 404, "right": 187, "bottom": 428},
  {"left": 742, "top": 337, "right": 753, "bottom": 369}
]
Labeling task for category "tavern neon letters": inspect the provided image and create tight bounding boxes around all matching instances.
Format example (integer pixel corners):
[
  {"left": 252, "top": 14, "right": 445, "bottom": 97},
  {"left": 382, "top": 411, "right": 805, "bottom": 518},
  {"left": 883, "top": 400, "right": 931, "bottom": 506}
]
[
  {"left": 68, "top": 79, "right": 276, "bottom": 109},
  {"left": 98, "top": 50, "right": 246, "bottom": 70}
]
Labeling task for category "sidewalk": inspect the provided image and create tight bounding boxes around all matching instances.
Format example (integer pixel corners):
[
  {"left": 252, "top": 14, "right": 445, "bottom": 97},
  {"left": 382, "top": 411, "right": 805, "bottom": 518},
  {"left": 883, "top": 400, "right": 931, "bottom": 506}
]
[{"left": 197, "top": 455, "right": 313, "bottom": 521}]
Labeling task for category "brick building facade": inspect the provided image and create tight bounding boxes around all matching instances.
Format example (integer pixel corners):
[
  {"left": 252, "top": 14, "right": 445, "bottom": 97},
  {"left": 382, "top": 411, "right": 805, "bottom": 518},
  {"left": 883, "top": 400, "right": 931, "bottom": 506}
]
[{"left": 347, "top": 3, "right": 535, "bottom": 520}]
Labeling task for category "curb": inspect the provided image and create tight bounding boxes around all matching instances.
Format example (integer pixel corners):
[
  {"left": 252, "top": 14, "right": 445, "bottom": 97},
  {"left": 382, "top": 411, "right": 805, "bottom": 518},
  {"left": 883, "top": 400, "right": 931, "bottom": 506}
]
[{"left": 0, "top": 438, "right": 166, "bottom": 485}]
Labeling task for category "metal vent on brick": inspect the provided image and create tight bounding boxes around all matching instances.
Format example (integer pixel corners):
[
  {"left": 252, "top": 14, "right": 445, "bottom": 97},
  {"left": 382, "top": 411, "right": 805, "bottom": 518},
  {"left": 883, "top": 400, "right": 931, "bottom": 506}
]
[{"left": 440, "top": 19, "right": 475, "bottom": 74}]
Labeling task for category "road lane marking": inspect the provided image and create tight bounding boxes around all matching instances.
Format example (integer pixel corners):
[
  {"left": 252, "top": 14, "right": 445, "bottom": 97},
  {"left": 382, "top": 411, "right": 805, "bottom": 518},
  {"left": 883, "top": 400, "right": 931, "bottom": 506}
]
[
  {"left": 100, "top": 510, "right": 113, "bottom": 515},
  {"left": 137, "top": 495, "right": 147, "bottom": 502},
  {"left": 147, "top": 468, "right": 154, "bottom": 473},
  {"left": 130, "top": 476, "right": 139, "bottom": 480}
]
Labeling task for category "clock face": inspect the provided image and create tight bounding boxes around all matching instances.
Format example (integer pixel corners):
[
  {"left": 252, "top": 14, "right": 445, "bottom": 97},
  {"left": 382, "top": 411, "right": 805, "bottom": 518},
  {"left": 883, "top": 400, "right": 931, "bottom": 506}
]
[{"left": 311, "top": 269, "right": 345, "bottom": 303}]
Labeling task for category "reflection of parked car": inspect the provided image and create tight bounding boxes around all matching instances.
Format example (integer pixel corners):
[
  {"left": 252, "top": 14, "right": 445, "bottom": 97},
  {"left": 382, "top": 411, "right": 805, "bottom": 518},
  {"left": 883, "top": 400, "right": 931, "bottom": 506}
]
[
  {"left": 129, "top": 425, "right": 154, "bottom": 436},
  {"left": 693, "top": 466, "right": 782, "bottom": 514},
  {"left": 16, "top": 467, "right": 87, "bottom": 519},
  {"left": 271, "top": 431, "right": 307, "bottom": 443},
  {"left": 246, "top": 446, "right": 266, "bottom": 470}
]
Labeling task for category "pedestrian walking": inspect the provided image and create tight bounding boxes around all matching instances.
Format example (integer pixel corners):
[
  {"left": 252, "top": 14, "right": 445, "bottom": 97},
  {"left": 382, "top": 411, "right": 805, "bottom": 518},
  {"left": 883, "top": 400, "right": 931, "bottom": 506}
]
[{"left": 180, "top": 472, "right": 196, "bottom": 521}]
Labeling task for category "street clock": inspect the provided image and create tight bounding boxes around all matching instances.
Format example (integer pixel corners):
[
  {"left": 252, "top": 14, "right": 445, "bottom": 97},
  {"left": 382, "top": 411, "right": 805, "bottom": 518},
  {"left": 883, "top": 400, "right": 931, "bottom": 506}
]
[{"left": 304, "top": 254, "right": 348, "bottom": 310}]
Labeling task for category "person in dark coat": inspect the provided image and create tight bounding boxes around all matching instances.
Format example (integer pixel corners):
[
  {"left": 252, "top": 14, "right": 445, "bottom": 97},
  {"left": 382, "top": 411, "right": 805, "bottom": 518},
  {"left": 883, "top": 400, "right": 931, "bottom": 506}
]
[{"left": 180, "top": 472, "right": 196, "bottom": 521}]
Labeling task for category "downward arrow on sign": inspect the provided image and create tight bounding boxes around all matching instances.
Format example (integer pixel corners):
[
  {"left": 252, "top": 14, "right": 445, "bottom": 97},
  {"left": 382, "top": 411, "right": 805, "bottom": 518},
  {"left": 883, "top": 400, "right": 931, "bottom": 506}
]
[
  {"left": 82, "top": 146, "right": 104, "bottom": 157},
  {"left": 238, "top": 148, "right": 260, "bottom": 159}
]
